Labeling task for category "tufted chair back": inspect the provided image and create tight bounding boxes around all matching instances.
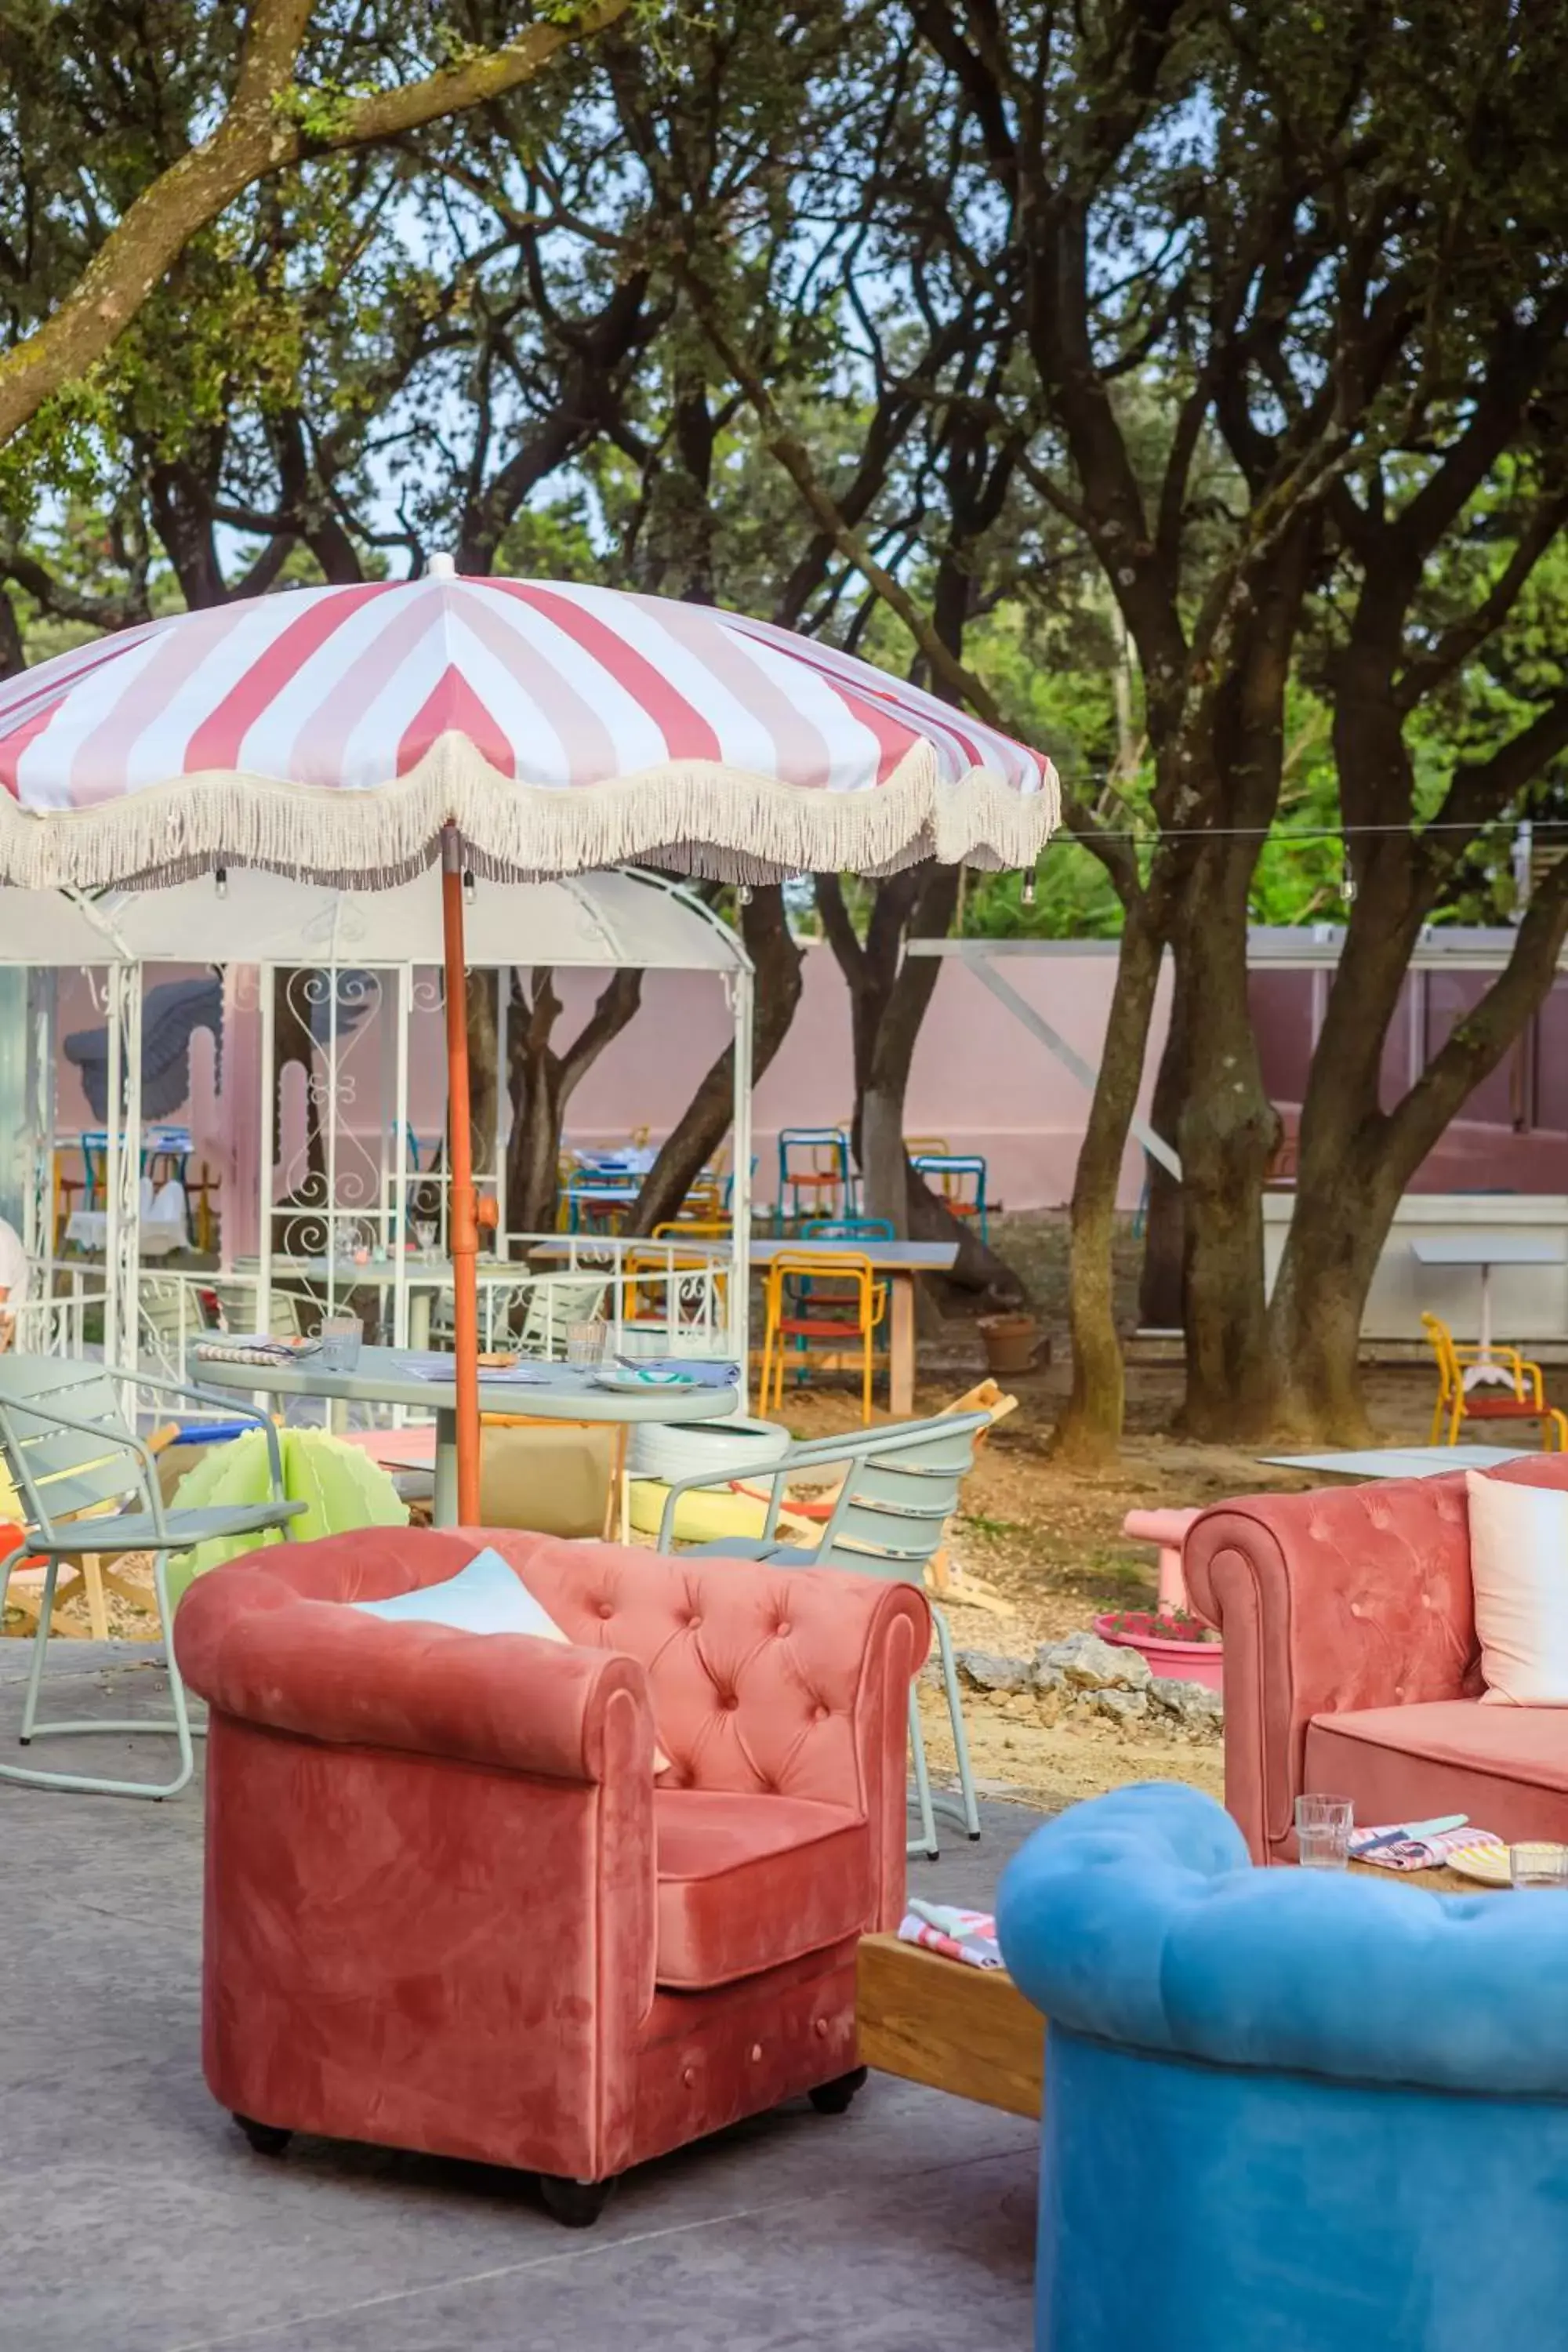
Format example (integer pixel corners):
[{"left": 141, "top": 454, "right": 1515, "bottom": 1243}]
[
  {"left": 498, "top": 1529, "right": 888, "bottom": 1808},
  {"left": 1185, "top": 1454, "right": 1568, "bottom": 1861},
  {"left": 180, "top": 1523, "right": 927, "bottom": 1829}
]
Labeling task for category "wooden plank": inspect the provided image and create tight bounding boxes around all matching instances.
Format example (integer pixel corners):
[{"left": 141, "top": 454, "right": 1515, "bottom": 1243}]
[{"left": 856, "top": 1932, "right": 1044, "bottom": 2120}]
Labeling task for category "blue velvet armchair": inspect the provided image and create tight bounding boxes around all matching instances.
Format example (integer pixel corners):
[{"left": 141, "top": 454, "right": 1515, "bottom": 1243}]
[{"left": 996, "top": 1784, "right": 1568, "bottom": 2352}]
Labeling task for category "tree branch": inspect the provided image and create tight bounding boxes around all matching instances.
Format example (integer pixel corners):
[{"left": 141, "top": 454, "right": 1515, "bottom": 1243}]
[
  {"left": 1383, "top": 852, "right": 1568, "bottom": 1179},
  {"left": 0, "top": 0, "right": 634, "bottom": 448},
  {"left": 681, "top": 262, "right": 1006, "bottom": 726},
  {"left": 1396, "top": 487, "right": 1568, "bottom": 715}
]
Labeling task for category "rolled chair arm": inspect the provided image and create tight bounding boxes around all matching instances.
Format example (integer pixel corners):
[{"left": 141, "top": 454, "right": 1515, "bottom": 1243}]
[
  {"left": 174, "top": 1559, "right": 655, "bottom": 1783},
  {"left": 133, "top": 1367, "right": 287, "bottom": 1497},
  {"left": 998, "top": 1784, "right": 1568, "bottom": 2096},
  {"left": 1184, "top": 1477, "right": 1479, "bottom": 1863}
]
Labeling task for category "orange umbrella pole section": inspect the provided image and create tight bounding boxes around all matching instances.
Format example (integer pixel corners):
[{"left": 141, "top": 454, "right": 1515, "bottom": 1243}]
[{"left": 441, "top": 825, "right": 481, "bottom": 1523}]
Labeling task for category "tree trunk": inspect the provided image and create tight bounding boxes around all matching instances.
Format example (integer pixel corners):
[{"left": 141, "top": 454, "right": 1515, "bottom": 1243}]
[
  {"left": 1057, "top": 906, "right": 1164, "bottom": 1463},
  {"left": 860, "top": 867, "right": 958, "bottom": 1230},
  {"left": 904, "top": 1176, "right": 1025, "bottom": 1302},
  {"left": 1167, "top": 844, "right": 1280, "bottom": 1440},
  {"left": 503, "top": 966, "right": 644, "bottom": 1239},
  {"left": 624, "top": 887, "right": 803, "bottom": 1235},
  {"left": 1268, "top": 1138, "right": 1395, "bottom": 1442},
  {"left": 465, "top": 969, "right": 499, "bottom": 1190}
]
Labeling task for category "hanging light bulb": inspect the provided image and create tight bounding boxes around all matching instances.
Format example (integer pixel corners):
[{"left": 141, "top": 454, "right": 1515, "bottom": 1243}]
[
  {"left": 1021, "top": 862, "right": 1038, "bottom": 907},
  {"left": 736, "top": 882, "right": 753, "bottom": 906},
  {"left": 214, "top": 866, "right": 228, "bottom": 900},
  {"left": 463, "top": 869, "right": 476, "bottom": 906}
]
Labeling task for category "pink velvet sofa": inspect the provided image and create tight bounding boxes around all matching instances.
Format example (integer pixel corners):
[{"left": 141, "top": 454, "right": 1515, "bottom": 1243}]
[
  {"left": 1184, "top": 1456, "right": 1568, "bottom": 1866},
  {"left": 173, "top": 1526, "right": 929, "bottom": 2223}
]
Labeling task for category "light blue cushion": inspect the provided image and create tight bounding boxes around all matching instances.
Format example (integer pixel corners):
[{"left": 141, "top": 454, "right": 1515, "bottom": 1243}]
[{"left": 350, "top": 1547, "right": 564, "bottom": 1642}]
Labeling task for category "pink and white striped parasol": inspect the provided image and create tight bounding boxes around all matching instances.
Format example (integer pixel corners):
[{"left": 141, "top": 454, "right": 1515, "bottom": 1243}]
[{"left": 0, "top": 567, "right": 1058, "bottom": 890}]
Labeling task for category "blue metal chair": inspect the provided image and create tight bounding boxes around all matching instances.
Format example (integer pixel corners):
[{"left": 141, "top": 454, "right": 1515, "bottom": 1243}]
[
  {"left": 775, "top": 1127, "right": 852, "bottom": 1232},
  {"left": 565, "top": 1175, "right": 637, "bottom": 1235},
  {"left": 79, "top": 1131, "right": 107, "bottom": 1212},
  {"left": 912, "top": 1152, "right": 989, "bottom": 1243},
  {"left": 0, "top": 1357, "right": 303, "bottom": 1798}
]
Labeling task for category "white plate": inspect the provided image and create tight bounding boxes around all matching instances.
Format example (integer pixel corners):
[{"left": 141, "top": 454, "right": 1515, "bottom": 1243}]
[
  {"left": 593, "top": 1366, "right": 699, "bottom": 1392},
  {"left": 1443, "top": 1840, "right": 1512, "bottom": 1887}
]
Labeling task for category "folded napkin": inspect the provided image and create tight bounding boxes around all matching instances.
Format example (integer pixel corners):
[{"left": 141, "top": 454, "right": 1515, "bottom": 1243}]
[
  {"left": 1348, "top": 1821, "right": 1504, "bottom": 1872},
  {"left": 897, "top": 1900, "right": 1003, "bottom": 1969},
  {"left": 195, "top": 1335, "right": 320, "bottom": 1366}
]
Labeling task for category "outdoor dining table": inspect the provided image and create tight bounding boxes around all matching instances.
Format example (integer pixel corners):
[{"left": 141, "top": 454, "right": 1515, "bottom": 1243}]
[
  {"left": 1258, "top": 1443, "right": 1535, "bottom": 1481},
  {"left": 532, "top": 1232, "right": 960, "bottom": 1415},
  {"left": 198, "top": 1345, "right": 740, "bottom": 1528}
]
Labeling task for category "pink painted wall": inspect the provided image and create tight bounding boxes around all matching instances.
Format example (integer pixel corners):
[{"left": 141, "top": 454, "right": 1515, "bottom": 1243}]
[{"left": 52, "top": 945, "right": 1171, "bottom": 1214}]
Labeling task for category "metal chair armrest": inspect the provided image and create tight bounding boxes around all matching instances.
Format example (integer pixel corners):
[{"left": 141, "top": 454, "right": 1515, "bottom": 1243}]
[
  {"left": 654, "top": 1454, "right": 800, "bottom": 1552},
  {"left": 125, "top": 1369, "right": 287, "bottom": 1499}
]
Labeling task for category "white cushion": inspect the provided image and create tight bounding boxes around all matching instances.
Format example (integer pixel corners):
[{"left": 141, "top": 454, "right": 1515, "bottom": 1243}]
[
  {"left": 1466, "top": 1472, "right": 1568, "bottom": 1704},
  {"left": 352, "top": 1547, "right": 568, "bottom": 1642},
  {"left": 351, "top": 1546, "right": 670, "bottom": 1769}
]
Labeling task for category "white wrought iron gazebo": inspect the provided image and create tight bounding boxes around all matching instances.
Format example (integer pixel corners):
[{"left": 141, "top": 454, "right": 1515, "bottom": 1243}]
[{"left": 1, "top": 865, "right": 753, "bottom": 1378}]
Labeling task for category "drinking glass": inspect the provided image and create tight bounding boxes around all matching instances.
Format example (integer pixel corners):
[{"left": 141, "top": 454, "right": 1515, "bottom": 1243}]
[
  {"left": 317, "top": 1312, "right": 362, "bottom": 1372},
  {"left": 415, "top": 1221, "right": 437, "bottom": 1263},
  {"left": 1509, "top": 1842, "right": 1568, "bottom": 1889},
  {"left": 1295, "top": 1794, "right": 1353, "bottom": 1869},
  {"left": 566, "top": 1319, "right": 606, "bottom": 1368}
]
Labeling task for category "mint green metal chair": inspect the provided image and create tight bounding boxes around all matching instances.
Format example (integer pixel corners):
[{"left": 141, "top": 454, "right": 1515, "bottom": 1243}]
[
  {"left": 0, "top": 1356, "right": 303, "bottom": 1798},
  {"left": 655, "top": 1412, "right": 989, "bottom": 1858}
]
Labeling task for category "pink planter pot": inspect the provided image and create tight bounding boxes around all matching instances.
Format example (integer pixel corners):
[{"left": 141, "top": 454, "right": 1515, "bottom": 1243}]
[{"left": 1094, "top": 1613, "right": 1225, "bottom": 1693}]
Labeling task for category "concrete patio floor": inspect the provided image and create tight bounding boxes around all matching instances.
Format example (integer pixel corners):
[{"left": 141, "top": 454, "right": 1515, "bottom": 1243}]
[{"left": 0, "top": 1642, "right": 1044, "bottom": 2352}]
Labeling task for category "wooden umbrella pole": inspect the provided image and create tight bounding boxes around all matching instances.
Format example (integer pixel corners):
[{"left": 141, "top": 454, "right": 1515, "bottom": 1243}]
[{"left": 441, "top": 825, "right": 481, "bottom": 1523}]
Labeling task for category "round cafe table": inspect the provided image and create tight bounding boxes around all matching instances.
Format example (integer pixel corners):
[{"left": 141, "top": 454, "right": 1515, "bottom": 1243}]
[{"left": 197, "top": 1344, "right": 739, "bottom": 1528}]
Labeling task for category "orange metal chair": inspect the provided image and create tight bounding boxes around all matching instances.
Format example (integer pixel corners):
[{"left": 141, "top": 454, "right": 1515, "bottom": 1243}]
[
  {"left": 1421, "top": 1312, "right": 1568, "bottom": 1450},
  {"left": 760, "top": 1250, "right": 887, "bottom": 1425}
]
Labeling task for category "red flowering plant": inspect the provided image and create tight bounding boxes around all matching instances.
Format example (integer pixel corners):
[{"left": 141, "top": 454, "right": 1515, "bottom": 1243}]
[{"left": 1100, "top": 1606, "right": 1219, "bottom": 1646}]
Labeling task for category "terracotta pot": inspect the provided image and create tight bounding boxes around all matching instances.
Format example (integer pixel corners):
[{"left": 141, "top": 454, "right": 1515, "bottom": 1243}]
[
  {"left": 978, "top": 1312, "right": 1041, "bottom": 1375},
  {"left": 1094, "top": 1611, "right": 1225, "bottom": 1693}
]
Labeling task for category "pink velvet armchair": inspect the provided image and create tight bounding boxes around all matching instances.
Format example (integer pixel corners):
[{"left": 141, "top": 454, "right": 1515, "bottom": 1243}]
[
  {"left": 1185, "top": 1456, "right": 1568, "bottom": 1866},
  {"left": 173, "top": 1526, "right": 928, "bottom": 2223}
]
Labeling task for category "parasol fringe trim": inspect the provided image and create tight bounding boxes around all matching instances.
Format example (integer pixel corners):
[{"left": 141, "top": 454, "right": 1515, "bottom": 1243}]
[{"left": 0, "top": 737, "right": 1060, "bottom": 892}]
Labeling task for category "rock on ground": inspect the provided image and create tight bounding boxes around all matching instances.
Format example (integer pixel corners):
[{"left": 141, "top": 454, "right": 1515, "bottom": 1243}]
[
  {"left": 954, "top": 1649, "right": 1036, "bottom": 1694},
  {"left": 1036, "top": 1629, "right": 1152, "bottom": 1693}
]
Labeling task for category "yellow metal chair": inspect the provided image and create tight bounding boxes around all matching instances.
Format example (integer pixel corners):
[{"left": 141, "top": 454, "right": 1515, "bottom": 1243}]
[
  {"left": 760, "top": 1250, "right": 888, "bottom": 1425},
  {"left": 625, "top": 1221, "right": 731, "bottom": 1338},
  {"left": 1420, "top": 1312, "right": 1568, "bottom": 1450}
]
